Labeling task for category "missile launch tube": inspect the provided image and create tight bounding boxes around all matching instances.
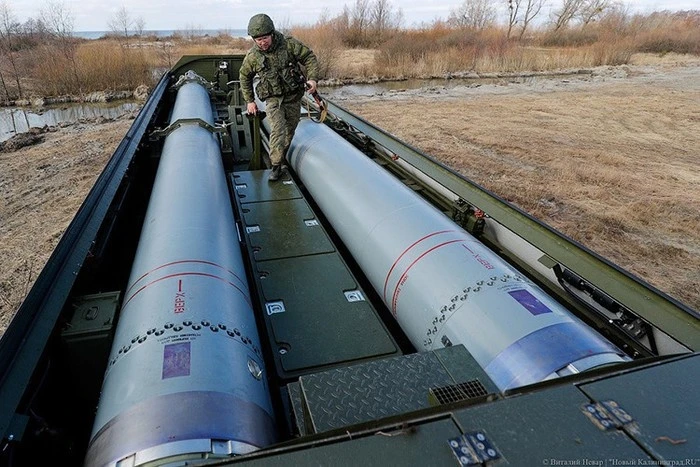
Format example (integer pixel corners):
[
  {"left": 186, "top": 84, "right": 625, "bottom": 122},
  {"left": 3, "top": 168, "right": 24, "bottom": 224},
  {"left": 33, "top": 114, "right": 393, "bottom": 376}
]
[
  {"left": 286, "top": 118, "right": 629, "bottom": 391},
  {"left": 86, "top": 73, "right": 275, "bottom": 466}
]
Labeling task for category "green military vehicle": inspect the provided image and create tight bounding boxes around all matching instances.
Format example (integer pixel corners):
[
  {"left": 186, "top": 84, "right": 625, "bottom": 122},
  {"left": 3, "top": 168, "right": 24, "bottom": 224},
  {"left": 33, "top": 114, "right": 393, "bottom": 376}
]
[{"left": 1, "top": 55, "right": 697, "bottom": 466}]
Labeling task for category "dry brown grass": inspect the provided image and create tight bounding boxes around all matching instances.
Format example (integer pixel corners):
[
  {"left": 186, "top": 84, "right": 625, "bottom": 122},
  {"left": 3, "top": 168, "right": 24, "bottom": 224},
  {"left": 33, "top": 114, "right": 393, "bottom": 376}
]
[
  {"left": 333, "top": 49, "right": 378, "bottom": 77},
  {"left": 372, "top": 30, "right": 636, "bottom": 78},
  {"left": 3, "top": 10, "right": 697, "bottom": 100},
  {"left": 12, "top": 37, "right": 250, "bottom": 98},
  {"left": 22, "top": 40, "right": 155, "bottom": 97},
  {"left": 172, "top": 43, "right": 245, "bottom": 56},
  {"left": 340, "top": 61, "right": 700, "bottom": 310},
  {"left": 291, "top": 25, "right": 346, "bottom": 78},
  {"left": 0, "top": 119, "right": 135, "bottom": 334},
  {"left": 77, "top": 42, "right": 154, "bottom": 90}
]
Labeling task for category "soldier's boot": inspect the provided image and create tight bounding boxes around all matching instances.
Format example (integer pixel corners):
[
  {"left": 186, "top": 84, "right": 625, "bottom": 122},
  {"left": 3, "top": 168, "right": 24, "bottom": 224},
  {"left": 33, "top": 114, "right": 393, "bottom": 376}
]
[{"left": 268, "top": 165, "right": 282, "bottom": 182}]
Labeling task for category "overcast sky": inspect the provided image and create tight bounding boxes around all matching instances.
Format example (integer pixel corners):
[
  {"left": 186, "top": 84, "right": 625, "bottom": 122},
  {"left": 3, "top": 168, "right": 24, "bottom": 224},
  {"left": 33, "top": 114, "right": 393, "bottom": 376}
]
[{"left": 10, "top": 0, "right": 698, "bottom": 32}]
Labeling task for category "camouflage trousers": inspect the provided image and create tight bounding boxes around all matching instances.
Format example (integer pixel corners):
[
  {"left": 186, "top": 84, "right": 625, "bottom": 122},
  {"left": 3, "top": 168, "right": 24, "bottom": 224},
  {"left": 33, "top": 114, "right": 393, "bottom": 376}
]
[{"left": 265, "top": 94, "right": 302, "bottom": 166}]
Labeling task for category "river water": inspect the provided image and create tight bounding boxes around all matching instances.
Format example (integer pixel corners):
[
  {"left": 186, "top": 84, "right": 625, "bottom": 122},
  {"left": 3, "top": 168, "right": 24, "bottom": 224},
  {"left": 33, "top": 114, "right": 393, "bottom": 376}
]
[
  {"left": 320, "top": 78, "right": 480, "bottom": 98},
  {"left": 0, "top": 102, "right": 139, "bottom": 143},
  {"left": 318, "top": 72, "right": 594, "bottom": 101},
  {"left": 1, "top": 73, "right": 590, "bottom": 143}
]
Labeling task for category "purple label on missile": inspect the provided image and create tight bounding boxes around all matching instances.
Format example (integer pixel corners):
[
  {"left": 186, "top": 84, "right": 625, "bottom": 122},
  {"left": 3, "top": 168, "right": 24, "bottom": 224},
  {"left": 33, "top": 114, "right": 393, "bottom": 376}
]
[
  {"left": 162, "top": 342, "right": 191, "bottom": 379},
  {"left": 508, "top": 289, "right": 552, "bottom": 316}
]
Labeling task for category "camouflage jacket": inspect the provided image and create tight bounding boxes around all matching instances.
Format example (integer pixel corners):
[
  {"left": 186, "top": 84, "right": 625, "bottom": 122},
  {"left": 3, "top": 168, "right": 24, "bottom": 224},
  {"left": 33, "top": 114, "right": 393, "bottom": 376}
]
[{"left": 239, "top": 31, "right": 319, "bottom": 103}]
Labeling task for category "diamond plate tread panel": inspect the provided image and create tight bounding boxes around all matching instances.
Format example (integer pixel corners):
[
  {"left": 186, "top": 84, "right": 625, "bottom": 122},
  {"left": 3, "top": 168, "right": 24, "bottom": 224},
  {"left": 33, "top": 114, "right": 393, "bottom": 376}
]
[
  {"left": 300, "top": 349, "right": 470, "bottom": 433},
  {"left": 287, "top": 381, "right": 307, "bottom": 435},
  {"left": 231, "top": 170, "right": 302, "bottom": 203}
]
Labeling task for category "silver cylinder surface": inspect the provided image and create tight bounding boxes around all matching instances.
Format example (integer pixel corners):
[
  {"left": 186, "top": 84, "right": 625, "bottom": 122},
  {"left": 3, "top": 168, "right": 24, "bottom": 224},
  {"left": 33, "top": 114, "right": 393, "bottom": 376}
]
[
  {"left": 86, "top": 74, "right": 275, "bottom": 466},
  {"left": 288, "top": 118, "right": 628, "bottom": 391}
]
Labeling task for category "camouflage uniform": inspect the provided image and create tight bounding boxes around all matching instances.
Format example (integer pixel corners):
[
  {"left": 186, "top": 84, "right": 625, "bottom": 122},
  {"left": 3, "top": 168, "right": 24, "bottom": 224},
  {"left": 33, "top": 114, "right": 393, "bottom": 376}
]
[{"left": 239, "top": 30, "right": 319, "bottom": 167}]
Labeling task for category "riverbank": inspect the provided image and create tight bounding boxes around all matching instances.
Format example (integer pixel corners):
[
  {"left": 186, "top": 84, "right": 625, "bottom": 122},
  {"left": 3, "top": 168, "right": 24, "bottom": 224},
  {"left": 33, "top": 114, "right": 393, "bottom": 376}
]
[
  {"left": 0, "top": 114, "right": 136, "bottom": 334},
  {"left": 1, "top": 54, "right": 698, "bottom": 336}
]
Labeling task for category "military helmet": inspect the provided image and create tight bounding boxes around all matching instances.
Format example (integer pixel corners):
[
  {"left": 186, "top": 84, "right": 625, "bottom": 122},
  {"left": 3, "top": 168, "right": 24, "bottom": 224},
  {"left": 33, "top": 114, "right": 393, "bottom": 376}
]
[{"left": 248, "top": 14, "right": 275, "bottom": 38}]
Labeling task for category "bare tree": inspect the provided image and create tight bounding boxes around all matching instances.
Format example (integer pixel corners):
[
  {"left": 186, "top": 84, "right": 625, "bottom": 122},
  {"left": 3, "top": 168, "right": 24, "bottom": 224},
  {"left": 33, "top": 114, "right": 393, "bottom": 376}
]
[
  {"left": 334, "top": 5, "right": 348, "bottom": 41},
  {"left": 40, "top": 0, "right": 82, "bottom": 95},
  {"left": 309, "top": 9, "right": 345, "bottom": 78},
  {"left": 156, "top": 40, "right": 175, "bottom": 69},
  {"left": 0, "top": 67, "right": 9, "bottom": 104},
  {"left": 369, "top": 0, "right": 402, "bottom": 43},
  {"left": 393, "top": 6, "right": 404, "bottom": 31},
  {"left": 134, "top": 16, "right": 146, "bottom": 38},
  {"left": 179, "top": 23, "right": 204, "bottom": 41},
  {"left": 579, "top": 0, "right": 614, "bottom": 27},
  {"left": 449, "top": 0, "right": 498, "bottom": 30},
  {"left": 350, "top": 0, "right": 371, "bottom": 45},
  {"left": 552, "top": 0, "right": 586, "bottom": 31},
  {"left": 41, "top": 1, "right": 74, "bottom": 40},
  {"left": 507, "top": 0, "right": 520, "bottom": 39},
  {"left": 327, "top": 6, "right": 351, "bottom": 46},
  {"left": 519, "top": 0, "right": 546, "bottom": 39},
  {"left": 0, "top": 1, "right": 23, "bottom": 99},
  {"left": 21, "top": 17, "right": 50, "bottom": 43},
  {"left": 370, "top": 0, "right": 390, "bottom": 38},
  {"left": 596, "top": 1, "right": 630, "bottom": 31},
  {"left": 108, "top": 6, "right": 133, "bottom": 47}
]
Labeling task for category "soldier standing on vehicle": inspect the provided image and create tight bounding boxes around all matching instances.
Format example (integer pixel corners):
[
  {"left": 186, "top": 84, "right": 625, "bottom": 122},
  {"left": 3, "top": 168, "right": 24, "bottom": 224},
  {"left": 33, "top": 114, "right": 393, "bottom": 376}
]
[{"left": 239, "top": 13, "right": 320, "bottom": 181}]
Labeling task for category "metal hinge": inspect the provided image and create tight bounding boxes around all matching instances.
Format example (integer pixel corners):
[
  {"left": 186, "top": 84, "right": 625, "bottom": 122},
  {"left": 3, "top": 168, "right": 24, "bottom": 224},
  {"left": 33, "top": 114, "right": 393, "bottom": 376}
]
[
  {"left": 582, "top": 400, "right": 635, "bottom": 431},
  {"left": 448, "top": 431, "right": 501, "bottom": 466}
]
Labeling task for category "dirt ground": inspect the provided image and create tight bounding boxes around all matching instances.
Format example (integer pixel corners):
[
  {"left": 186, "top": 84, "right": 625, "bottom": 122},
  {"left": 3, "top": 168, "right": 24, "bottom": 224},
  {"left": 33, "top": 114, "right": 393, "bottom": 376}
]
[
  {"left": 0, "top": 117, "right": 135, "bottom": 335},
  {"left": 0, "top": 53, "right": 698, "bottom": 337}
]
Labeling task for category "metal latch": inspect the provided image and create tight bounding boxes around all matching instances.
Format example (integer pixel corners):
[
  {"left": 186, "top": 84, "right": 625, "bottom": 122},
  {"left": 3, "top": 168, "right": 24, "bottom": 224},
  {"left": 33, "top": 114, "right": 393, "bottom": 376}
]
[
  {"left": 452, "top": 199, "right": 485, "bottom": 236},
  {"left": 149, "top": 118, "right": 226, "bottom": 141}
]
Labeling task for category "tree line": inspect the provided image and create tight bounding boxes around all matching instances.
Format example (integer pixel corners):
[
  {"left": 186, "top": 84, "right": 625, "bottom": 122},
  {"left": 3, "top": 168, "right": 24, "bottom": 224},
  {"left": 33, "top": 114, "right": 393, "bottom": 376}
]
[
  {"left": 0, "top": 1, "right": 152, "bottom": 102},
  {"left": 314, "top": 0, "right": 638, "bottom": 47},
  {"left": 0, "top": 0, "right": 697, "bottom": 103}
]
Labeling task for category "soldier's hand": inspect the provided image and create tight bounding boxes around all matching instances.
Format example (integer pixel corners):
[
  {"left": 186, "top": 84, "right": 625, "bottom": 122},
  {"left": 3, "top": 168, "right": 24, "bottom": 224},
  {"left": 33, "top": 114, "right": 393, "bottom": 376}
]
[
  {"left": 247, "top": 102, "right": 258, "bottom": 115},
  {"left": 305, "top": 80, "right": 317, "bottom": 94}
]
